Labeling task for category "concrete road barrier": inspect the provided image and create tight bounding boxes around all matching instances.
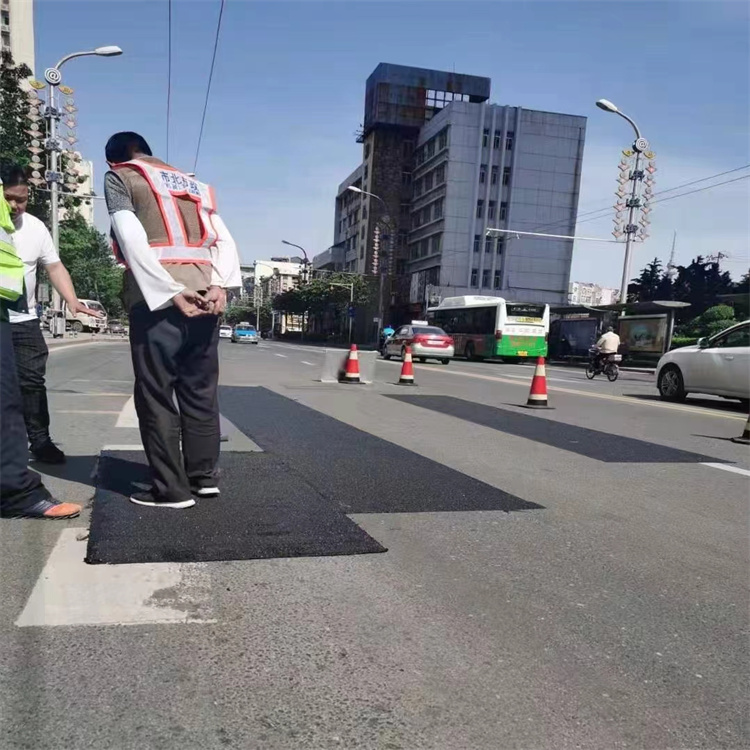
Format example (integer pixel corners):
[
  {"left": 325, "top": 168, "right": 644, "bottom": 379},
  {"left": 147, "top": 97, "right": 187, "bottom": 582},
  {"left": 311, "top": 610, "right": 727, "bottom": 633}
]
[{"left": 319, "top": 348, "right": 377, "bottom": 384}]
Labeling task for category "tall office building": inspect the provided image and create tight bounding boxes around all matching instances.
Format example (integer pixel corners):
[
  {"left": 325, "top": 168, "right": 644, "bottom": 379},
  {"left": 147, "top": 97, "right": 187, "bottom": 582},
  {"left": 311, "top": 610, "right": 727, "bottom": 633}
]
[
  {"left": 321, "top": 63, "right": 586, "bottom": 319},
  {"left": 1, "top": 0, "right": 35, "bottom": 73},
  {"left": 408, "top": 102, "right": 586, "bottom": 308}
]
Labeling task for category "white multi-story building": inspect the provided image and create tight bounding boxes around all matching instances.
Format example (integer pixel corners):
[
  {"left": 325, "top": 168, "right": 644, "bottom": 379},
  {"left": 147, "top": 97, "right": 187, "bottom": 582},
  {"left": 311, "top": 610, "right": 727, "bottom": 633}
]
[
  {"left": 408, "top": 102, "right": 586, "bottom": 308},
  {"left": 60, "top": 157, "right": 96, "bottom": 226},
  {"left": 254, "top": 258, "right": 302, "bottom": 298},
  {"left": 568, "top": 281, "right": 620, "bottom": 306},
  {"left": 1, "top": 0, "right": 35, "bottom": 73},
  {"left": 332, "top": 165, "right": 364, "bottom": 273}
]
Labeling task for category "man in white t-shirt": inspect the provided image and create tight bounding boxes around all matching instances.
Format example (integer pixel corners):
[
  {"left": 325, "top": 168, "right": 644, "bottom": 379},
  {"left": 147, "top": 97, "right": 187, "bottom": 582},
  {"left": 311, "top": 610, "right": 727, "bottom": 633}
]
[
  {"left": 1, "top": 165, "right": 101, "bottom": 464},
  {"left": 594, "top": 325, "right": 621, "bottom": 369}
]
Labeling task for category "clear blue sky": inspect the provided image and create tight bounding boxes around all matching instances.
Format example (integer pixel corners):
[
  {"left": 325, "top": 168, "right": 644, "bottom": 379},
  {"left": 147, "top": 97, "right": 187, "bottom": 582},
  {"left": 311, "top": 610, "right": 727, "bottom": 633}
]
[{"left": 36, "top": 0, "right": 749, "bottom": 287}]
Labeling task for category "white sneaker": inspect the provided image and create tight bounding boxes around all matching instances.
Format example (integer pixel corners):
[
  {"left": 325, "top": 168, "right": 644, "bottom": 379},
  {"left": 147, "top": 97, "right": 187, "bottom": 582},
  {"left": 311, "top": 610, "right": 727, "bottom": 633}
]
[
  {"left": 194, "top": 486, "right": 220, "bottom": 498},
  {"left": 130, "top": 491, "right": 196, "bottom": 509}
]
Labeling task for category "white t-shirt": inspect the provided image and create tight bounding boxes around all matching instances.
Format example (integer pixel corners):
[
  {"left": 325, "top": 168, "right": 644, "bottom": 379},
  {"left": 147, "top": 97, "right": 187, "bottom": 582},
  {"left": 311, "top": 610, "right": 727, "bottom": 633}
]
[
  {"left": 596, "top": 331, "right": 621, "bottom": 353},
  {"left": 9, "top": 212, "right": 60, "bottom": 324}
]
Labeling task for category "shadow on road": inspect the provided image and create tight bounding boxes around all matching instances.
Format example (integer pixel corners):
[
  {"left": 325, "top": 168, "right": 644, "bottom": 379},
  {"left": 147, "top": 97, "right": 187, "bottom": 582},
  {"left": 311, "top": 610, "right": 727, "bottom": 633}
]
[
  {"left": 388, "top": 394, "right": 725, "bottom": 464},
  {"left": 31, "top": 455, "right": 99, "bottom": 490}
]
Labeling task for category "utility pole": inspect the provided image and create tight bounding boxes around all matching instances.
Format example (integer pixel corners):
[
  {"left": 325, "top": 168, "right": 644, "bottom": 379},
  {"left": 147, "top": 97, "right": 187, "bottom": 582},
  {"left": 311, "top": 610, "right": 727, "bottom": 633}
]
[{"left": 254, "top": 276, "right": 265, "bottom": 331}]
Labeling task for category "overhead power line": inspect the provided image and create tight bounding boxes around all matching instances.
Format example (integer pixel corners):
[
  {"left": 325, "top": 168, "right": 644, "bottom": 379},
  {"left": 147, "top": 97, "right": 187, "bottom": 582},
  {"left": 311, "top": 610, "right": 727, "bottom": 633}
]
[
  {"left": 166, "top": 0, "right": 172, "bottom": 162},
  {"left": 193, "top": 0, "right": 226, "bottom": 174},
  {"left": 647, "top": 174, "right": 750, "bottom": 207},
  {"left": 526, "top": 164, "right": 750, "bottom": 235}
]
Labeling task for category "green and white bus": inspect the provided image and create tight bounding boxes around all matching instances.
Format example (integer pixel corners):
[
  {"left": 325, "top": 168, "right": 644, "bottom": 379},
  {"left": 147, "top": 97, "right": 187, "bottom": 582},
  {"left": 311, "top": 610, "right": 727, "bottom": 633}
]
[{"left": 427, "top": 295, "right": 549, "bottom": 361}]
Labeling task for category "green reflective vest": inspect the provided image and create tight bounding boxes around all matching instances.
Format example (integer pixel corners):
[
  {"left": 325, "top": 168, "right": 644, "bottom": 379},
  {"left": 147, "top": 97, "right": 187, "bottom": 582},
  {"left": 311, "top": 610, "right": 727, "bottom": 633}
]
[{"left": 0, "top": 192, "right": 24, "bottom": 303}]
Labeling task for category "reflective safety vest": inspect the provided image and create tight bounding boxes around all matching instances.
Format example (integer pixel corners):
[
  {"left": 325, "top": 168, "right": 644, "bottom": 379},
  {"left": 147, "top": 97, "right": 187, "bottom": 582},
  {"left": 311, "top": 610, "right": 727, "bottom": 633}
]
[
  {"left": 0, "top": 192, "right": 24, "bottom": 303},
  {"left": 112, "top": 159, "right": 218, "bottom": 267}
]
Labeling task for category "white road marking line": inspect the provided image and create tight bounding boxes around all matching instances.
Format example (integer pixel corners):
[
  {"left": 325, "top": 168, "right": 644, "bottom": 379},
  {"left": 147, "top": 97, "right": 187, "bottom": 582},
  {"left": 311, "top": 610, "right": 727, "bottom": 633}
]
[
  {"left": 71, "top": 379, "right": 132, "bottom": 384},
  {"left": 496, "top": 372, "right": 589, "bottom": 385},
  {"left": 47, "top": 341, "right": 126, "bottom": 355},
  {"left": 274, "top": 353, "right": 287, "bottom": 358},
  {"left": 701, "top": 463, "right": 750, "bottom": 478},
  {"left": 16, "top": 530, "right": 216, "bottom": 627},
  {"left": 58, "top": 410, "right": 121, "bottom": 415},
  {"left": 380, "top": 362, "right": 746, "bottom": 422},
  {"left": 102, "top": 444, "right": 144, "bottom": 451},
  {"left": 54, "top": 392, "right": 130, "bottom": 397},
  {"left": 301, "top": 361, "right": 315, "bottom": 366},
  {"left": 116, "top": 396, "right": 139, "bottom": 428}
]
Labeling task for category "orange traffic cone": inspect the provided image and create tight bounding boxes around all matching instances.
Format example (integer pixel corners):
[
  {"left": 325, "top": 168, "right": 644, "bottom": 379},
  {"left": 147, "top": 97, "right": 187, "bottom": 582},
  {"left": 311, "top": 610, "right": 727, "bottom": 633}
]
[
  {"left": 523, "top": 356, "right": 552, "bottom": 409},
  {"left": 397, "top": 345, "right": 416, "bottom": 386},
  {"left": 340, "top": 344, "right": 362, "bottom": 384},
  {"left": 731, "top": 415, "right": 750, "bottom": 445}
]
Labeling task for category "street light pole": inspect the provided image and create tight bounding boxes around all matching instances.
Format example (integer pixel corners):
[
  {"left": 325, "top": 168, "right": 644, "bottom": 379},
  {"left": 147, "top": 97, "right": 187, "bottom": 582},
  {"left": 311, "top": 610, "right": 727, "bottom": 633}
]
[
  {"left": 347, "top": 186, "right": 394, "bottom": 340},
  {"left": 281, "top": 240, "right": 310, "bottom": 339},
  {"left": 45, "top": 47, "right": 123, "bottom": 252},
  {"left": 42, "top": 46, "right": 122, "bottom": 334},
  {"left": 596, "top": 99, "right": 649, "bottom": 304}
]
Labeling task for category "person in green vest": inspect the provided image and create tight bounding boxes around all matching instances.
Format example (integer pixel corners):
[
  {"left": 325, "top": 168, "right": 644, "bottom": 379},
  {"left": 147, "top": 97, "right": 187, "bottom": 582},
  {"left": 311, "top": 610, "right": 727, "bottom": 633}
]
[{"left": 0, "top": 183, "right": 80, "bottom": 518}]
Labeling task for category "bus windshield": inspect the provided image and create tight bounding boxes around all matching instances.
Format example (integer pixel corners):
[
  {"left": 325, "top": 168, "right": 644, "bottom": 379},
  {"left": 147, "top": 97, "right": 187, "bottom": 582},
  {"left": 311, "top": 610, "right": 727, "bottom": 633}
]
[{"left": 506, "top": 303, "right": 545, "bottom": 324}]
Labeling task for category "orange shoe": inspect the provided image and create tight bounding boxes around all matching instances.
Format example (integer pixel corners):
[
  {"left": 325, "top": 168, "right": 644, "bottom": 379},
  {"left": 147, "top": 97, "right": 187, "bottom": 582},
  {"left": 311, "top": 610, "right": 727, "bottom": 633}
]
[
  {"left": 2, "top": 499, "right": 81, "bottom": 520},
  {"left": 42, "top": 502, "right": 82, "bottom": 519}
]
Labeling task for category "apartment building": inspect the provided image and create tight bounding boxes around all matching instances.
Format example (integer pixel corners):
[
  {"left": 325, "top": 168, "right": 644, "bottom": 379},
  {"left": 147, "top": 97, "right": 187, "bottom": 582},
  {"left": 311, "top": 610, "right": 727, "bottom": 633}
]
[
  {"left": 1, "top": 0, "right": 35, "bottom": 73},
  {"left": 568, "top": 281, "right": 620, "bottom": 306}
]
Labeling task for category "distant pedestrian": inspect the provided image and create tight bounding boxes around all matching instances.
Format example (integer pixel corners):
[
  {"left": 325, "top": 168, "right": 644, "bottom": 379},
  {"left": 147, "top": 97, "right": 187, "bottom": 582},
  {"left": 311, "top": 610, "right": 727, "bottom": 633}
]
[
  {"left": 104, "top": 132, "right": 241, "bottom": 509},
  {"left": 1, "top": 164, "right": 103, "bottom": 464},
  {"left": 0, "top": 179, "right": 80, "bottom": 519}
]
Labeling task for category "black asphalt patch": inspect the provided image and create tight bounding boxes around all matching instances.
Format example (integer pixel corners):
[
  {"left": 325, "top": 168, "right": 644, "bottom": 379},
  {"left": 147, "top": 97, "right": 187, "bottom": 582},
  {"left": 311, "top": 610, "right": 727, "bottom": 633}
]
[
  {"left": 86, "top": 451, "right": 385, "bottom": 565},
  {"left": 387, "top": 395, "right": 721, "bottom": 464},
  {"left": 219, "top": 387, "right": 541, "bottom": 514}
]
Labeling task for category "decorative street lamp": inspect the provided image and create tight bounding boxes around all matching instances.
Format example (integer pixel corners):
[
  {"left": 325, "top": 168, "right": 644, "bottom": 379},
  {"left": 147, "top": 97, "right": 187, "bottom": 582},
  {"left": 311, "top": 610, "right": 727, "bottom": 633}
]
[
  {"left": 29, "top": 46, "right": 122, "bottom": 335},
  {"left": 596, "top": 99, "right": 655, "bottom": 303},
  {"left": 347, "top": 185, "right": 394, "bottom": 336}
]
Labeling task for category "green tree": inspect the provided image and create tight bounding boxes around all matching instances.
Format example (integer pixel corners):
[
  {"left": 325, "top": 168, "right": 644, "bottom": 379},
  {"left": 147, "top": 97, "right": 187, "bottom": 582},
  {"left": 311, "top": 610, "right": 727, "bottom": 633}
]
[
  {"left": 628, "top": 258, "right": 665, "bottom": 302},
  {"left": 58, "top": 213, "right": 123, "bottom": 317},
  {"left": 672, "top": 256, "right": 735, "bottom": 321},
  {"left": 733, "top": 271, "right": 750, "bottom": 295},
  {"left": 678, "top": 304, "right": 736, "bottom": 341},
  {"left": 0, "top": 51, "right": 49, "bottom": 223}
]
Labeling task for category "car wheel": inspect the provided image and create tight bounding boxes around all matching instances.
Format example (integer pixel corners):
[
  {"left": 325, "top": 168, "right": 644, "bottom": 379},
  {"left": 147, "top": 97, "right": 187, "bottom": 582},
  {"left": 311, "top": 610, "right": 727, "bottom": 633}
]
[
  {"left": 70, "top": 320, "right": 84, "bottom": 333},
  {"left": 440, "top": 359, "right": 450, "bottom": 365},
  {"left": 382, "top": 348, "right": 391, "bottom": 360},
  {"left": 738, "top": 398, "right": 749, "bottom": 411},
  {"left": 658, "top": 365, "right": 687, "bottom": 402},
  {"left": 418, "top": 357, "right": 426, "bottom": 363}
]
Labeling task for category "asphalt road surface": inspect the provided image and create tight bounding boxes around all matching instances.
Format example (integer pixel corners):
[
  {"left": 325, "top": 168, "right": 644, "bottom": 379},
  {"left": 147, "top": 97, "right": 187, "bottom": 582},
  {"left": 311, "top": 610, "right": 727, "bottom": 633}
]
[{"left": 1, "top": 338, "right": 747, "bottom": 750}]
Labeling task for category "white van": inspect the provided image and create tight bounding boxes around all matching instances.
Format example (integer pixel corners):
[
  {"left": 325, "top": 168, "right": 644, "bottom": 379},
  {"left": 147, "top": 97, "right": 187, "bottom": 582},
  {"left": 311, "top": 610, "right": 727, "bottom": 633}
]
[{"left": 66, "top": 299, "right": 108, "bottom": 333}]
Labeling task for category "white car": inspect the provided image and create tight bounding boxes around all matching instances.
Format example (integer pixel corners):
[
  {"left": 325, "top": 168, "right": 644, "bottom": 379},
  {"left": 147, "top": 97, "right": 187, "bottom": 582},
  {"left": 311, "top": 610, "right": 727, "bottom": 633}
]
[
  {"left": 219, "top": 325, "right": 232, "bottom": 339},
  {"left": 656, "top": 320, "right": 749, "bottom": 406}
]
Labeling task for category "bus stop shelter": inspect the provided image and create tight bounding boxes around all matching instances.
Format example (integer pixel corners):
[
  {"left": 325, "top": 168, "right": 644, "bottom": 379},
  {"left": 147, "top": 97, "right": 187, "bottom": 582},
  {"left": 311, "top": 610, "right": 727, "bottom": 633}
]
[{"left": 549, "top": 300, "right": 690, "bottom": 366}]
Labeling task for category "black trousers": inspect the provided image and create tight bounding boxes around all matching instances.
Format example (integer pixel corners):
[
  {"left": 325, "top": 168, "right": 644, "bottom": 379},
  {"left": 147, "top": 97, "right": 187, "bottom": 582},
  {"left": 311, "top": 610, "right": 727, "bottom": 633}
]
[
  {"left": 10, "top": 318, "right": 51, "bottom": 450},
  {"left": 0, "top": 320, "right": 53, "bottom": 515},
  {"left": 129, "top": 305, "right": 220, "bottom": 502}
]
